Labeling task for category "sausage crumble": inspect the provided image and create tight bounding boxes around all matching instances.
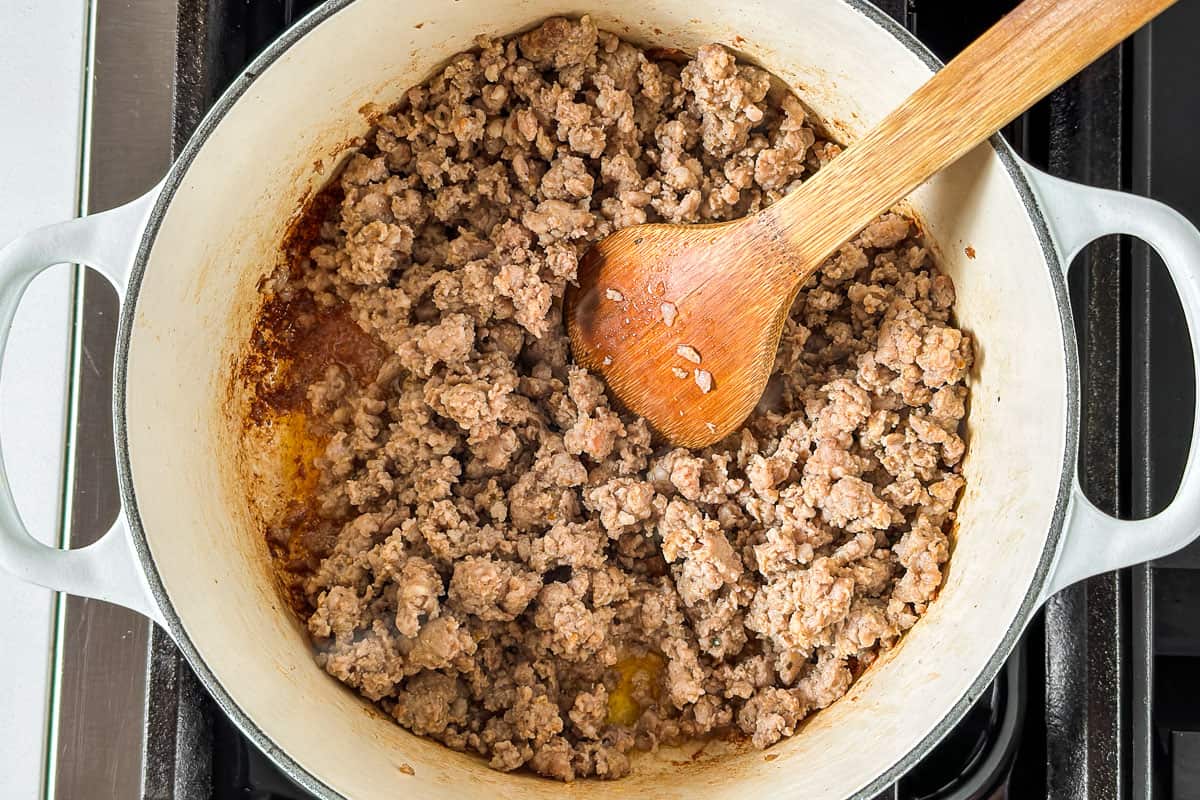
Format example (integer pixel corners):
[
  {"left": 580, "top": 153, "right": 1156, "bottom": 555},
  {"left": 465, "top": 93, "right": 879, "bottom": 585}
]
[{"left": 244, "top": 16, "right": 972, "bottom": 781}]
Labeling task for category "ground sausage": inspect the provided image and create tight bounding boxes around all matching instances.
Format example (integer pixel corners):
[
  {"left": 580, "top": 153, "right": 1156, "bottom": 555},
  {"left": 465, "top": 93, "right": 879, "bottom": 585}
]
[{"left": 248, "top": 17, "right": 971, "bottom": 782}]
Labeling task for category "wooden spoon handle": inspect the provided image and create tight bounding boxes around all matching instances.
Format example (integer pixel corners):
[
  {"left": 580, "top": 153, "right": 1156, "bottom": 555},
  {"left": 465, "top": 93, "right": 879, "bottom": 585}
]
[{"left": 768, "top": 0, "right": 1174, "bottom": 270}]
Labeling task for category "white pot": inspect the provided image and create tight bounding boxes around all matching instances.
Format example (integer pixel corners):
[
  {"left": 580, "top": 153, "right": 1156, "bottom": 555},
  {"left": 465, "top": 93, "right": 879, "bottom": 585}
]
[{"left": 3, "top": 1, "right": 1200, "bottom": 798}]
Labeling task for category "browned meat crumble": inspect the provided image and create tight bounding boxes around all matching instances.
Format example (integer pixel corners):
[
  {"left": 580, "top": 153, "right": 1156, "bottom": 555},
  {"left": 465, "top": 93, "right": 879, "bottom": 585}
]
[{"left": 247, "top": 16, "right": 972, "bottom": 782}]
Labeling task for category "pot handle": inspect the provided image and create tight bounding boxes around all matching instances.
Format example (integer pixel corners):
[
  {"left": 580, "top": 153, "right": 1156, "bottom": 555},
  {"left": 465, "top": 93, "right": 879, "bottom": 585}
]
[
  {"left": 1024, "top": 164, "right": 1200, "bottom": 599},
  {"left": 0, "top": 188, "right": 164, "bottom": 625}
]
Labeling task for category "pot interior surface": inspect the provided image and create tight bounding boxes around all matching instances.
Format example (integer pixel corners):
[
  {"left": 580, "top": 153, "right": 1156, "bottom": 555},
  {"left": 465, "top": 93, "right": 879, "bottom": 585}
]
[{"left": 122, "top": 0, "right": 1069, "bottom": 797}]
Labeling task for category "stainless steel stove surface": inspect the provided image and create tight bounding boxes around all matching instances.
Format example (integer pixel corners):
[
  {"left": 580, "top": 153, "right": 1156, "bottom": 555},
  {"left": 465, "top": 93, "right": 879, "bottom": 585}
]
[{"left": 58, "top": 1, "right": 1200, "bottom": 797}]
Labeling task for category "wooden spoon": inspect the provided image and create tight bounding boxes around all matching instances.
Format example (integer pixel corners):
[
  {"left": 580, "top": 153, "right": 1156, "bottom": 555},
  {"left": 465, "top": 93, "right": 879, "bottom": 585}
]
[{"left": 566, "top": 0, "right": 1173, "bottom": 447}]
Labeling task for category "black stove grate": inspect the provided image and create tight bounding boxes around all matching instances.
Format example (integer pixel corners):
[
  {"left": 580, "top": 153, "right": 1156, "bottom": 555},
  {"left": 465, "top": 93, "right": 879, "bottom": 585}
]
[{"left": 146, "top": 1, "right": 1200, "bottom": 798}]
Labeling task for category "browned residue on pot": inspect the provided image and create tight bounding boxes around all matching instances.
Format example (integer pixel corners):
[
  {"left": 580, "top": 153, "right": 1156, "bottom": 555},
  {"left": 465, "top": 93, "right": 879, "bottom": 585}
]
[
  {"left": 241, "top": 291, "right": 383, "bottom": 423},
  {"left": 644, "top": 46, "right": 689, "bottom": 64},
  {"left": 236, "top": 180, "right": 385, "bottom": 616}
]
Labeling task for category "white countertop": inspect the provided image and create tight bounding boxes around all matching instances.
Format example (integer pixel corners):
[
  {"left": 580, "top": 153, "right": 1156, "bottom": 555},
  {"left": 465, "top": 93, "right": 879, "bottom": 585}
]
[{"left": 0, "top": 1, "right": 85, "bottom": 797}]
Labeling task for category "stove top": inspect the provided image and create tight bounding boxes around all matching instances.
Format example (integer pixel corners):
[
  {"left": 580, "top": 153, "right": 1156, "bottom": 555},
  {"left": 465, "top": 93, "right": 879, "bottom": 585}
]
[{"left": 55, "top": 1, "right": 1200, "bottom": 798}]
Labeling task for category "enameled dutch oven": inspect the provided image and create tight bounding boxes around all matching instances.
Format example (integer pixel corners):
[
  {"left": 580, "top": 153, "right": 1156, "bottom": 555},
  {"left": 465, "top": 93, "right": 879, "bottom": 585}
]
[{"left": 3, "top": 1, "right": 1200, "bottom": 797}]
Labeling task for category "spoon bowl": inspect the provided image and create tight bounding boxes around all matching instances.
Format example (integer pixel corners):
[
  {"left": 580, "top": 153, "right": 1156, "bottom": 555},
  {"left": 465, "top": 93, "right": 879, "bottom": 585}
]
[{"left": 566, "top": 216, "right": 801, "bottom": 447}]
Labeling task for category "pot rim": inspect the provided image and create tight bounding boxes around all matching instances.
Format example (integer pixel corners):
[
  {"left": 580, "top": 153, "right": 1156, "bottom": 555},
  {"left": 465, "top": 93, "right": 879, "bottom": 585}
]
[{"left": 112, "top": 1, "right": 1081, "bottom": 797}]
